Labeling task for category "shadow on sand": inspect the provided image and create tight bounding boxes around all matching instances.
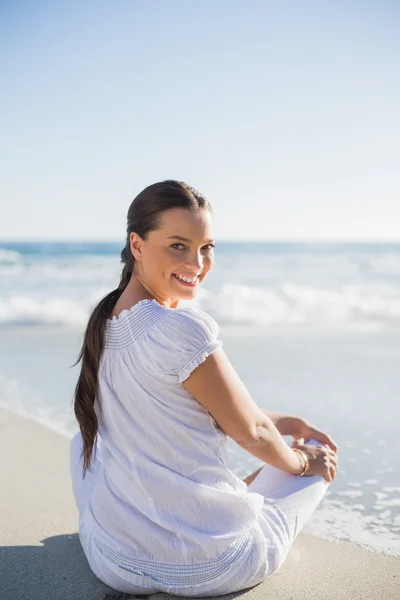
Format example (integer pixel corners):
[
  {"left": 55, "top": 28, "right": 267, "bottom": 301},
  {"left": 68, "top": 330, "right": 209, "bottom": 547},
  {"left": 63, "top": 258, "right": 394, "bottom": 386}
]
[
  {"left": 0, "top": 533, "right": 255, "bottom": 600},
  {"left": 0, "top": 532, "right": 113, "bottom": 600}
]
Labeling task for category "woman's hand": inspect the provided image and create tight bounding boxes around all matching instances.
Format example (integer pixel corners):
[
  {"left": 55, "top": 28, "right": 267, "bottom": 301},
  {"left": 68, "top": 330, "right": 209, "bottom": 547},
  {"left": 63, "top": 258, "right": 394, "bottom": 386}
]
[
  {"left": 262, "top": 410, "right": 338, "bottom": 453},
  {"left": 289, "top": 417, "right": 338, "bottom": 453},
  {"left": 292, "top": 440, "right": 339, "bottom": 482}
]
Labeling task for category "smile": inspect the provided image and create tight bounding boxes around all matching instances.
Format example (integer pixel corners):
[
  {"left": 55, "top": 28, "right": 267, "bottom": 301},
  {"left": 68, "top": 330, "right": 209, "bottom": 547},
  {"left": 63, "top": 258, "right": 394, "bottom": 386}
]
[{"left": 173, "top": 274, "right": 200, "bottom": 285}]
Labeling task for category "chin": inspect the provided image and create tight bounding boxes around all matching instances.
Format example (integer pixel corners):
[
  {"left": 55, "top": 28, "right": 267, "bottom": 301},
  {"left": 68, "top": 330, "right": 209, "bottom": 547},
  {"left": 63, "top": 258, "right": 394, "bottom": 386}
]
[
  {"left": 177, "top": 292, "right": 196, "bottom": 305},
  {"left": 181, "top": 289, "right": 197, "bottom": 298}
]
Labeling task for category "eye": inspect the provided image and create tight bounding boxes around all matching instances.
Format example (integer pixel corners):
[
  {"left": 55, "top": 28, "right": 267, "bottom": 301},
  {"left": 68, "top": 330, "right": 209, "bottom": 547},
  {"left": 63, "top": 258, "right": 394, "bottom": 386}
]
[{"left": 171, "top": 243, "right": 215, "bottom": 252}]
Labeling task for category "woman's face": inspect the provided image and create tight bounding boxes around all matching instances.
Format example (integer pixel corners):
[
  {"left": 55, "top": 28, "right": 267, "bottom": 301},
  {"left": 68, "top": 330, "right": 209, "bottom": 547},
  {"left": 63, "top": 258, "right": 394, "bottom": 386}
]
[{"left": 130, "top": 207, "right": 215, "bottom": 305}]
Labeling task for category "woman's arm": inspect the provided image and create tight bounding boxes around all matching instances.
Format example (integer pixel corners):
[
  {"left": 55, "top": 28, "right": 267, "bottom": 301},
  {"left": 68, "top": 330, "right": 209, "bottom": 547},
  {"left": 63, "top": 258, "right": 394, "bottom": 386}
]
[
  {"left": 260, "top": 410, "right": 298, "bottom": 435},
  {"left": 182, "top": 348, "right": 303, "bottom": 475}
]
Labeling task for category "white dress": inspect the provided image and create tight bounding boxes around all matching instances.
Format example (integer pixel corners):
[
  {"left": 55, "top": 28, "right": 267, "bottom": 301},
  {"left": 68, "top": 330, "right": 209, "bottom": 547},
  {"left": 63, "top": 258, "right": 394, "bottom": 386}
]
[{"left": 70, "top": 299, "right": 329, "bottom": 596}]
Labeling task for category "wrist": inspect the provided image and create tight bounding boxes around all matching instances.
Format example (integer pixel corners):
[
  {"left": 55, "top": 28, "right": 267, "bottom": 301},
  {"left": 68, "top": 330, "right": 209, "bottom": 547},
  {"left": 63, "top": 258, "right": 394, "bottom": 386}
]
[{"left": 292, "top": 448, "right": 309, "bottom": 476}]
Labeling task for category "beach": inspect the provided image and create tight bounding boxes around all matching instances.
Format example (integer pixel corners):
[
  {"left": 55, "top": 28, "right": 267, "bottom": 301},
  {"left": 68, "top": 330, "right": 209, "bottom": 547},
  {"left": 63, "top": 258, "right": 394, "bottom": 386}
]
[
  {"left": 2, "top": 0, "right": 400, "bottom": 595},
  {"left": 1, "top": 407, "right": 399, "bottom": 600},
  {"left": 1, "top": 242, "right": 400, "bottom": 598}
]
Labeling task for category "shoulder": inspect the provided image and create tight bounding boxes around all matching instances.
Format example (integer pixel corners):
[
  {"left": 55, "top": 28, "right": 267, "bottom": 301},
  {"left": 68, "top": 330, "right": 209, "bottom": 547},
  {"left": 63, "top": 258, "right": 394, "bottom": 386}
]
[
  {"left": 147, "top": 305, "right": 222, "bottom": 383},
  {"left": 104, "top": 301, "right": 222, "bottom": 383},
  {"left": 160, "top": 306, "right": 220, "bottom": 341}
]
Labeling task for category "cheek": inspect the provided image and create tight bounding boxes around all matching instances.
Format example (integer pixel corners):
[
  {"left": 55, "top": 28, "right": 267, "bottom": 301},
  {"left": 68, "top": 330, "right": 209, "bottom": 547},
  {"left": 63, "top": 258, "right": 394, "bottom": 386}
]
[
  {"left": 146, "top": 250, "right": 171, "bottom": 276},
  {"left": 204, "top": 255, "right": 214, "bottom": 272},
  {"left": 162, "top": 248, "right": 180, "bottom": 272}
]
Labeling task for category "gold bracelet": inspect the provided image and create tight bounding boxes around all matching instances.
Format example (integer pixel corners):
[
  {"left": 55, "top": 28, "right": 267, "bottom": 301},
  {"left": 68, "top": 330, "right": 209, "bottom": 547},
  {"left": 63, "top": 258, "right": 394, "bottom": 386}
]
[
  {"left": 292, "top": 448, "right": 309, "bottom": 476},
  {"left": 298, "top": 449, "right": 310, "bottom": 476},
  {"left": 292, "top": 449, "right": 307, "bottom": 475},
  {"left": 292, "top": 448, "right": 305, "bottom": 473}
]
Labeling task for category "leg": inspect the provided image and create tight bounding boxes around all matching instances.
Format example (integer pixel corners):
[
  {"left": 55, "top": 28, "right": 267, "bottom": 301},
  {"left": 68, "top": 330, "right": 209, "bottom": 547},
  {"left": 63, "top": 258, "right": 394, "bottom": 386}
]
[
  {"left": 69, "top": 430, "right": 102, "bottom": 516},
  {"left": 247, "top": 438, "right": 330, "bottom": 577}
]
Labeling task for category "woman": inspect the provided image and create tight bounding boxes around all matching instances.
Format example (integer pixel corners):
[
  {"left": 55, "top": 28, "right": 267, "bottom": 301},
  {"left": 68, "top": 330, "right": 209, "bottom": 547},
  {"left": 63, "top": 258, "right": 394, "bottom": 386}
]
[{"left": 70, "top": 180, "right": 338, "bottom": 597}]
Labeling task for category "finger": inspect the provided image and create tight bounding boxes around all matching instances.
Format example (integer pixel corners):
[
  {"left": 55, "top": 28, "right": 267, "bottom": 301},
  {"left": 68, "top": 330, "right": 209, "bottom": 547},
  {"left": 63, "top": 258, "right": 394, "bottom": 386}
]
[
  {"left": 330, "top": 452, "right": 338, "bottom": 465},
  {"left": 315, "top": 444, "right": 336, "bottom": 463},
  {"left": 323, "top": 458, "right": 334, "bottom": 482},
  {"left": 319, "top": 433, "right": 338, "bottom": 452},
  {"left": 324, "top": 445, "right": 337, "bottom": 458},
  {"left": 309, "top": 427, "right": 338, "bottom": 452},
  {"left": 327, "top": 454, "right": 338, "bottom": 469}
]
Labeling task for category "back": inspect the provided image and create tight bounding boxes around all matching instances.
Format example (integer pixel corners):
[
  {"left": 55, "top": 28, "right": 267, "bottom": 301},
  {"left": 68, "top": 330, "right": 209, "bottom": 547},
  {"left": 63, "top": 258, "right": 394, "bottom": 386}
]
[{"left": 86, "top": 299, "right": 265, "bottom": 565}]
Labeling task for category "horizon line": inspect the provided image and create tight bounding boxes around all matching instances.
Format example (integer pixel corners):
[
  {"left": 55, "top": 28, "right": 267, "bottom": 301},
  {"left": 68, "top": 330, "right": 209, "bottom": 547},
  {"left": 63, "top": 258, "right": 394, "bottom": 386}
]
[{"left": 1, "top": 238, "right": 400, "bottom": 245}]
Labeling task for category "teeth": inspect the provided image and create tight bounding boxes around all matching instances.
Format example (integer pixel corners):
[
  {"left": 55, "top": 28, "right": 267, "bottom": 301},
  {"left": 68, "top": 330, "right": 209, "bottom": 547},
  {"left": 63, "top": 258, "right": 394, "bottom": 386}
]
[{"left": 176, "top": 274, "right": 198, "bottom": 283}]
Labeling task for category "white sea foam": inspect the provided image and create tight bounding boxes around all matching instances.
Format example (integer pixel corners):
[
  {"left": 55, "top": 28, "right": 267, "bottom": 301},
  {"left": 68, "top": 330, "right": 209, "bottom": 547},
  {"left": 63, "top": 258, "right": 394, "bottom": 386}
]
[
  {"left": 337, "top": 490, "right": 364, "bottom": 498},
  {"left": 304, "top": 498, "right": 400, "bottom": 556},
  {"left": 0, "top": 402, "right": 74, "bottom": 440},
  {"left": 0, "top": 283, "right": 399, "bottom": 330},
  {"left": 374, "top": 498, "right": 400, "bottom": 508},
  {"left": 0, "top": 373, "right": 76, "bottom": 439},
  {"left": 1, "top": 245, "right": 400, "bottom": 329},
  {"left": 0, "top": 248, "right": 22, "bottom": 264}
]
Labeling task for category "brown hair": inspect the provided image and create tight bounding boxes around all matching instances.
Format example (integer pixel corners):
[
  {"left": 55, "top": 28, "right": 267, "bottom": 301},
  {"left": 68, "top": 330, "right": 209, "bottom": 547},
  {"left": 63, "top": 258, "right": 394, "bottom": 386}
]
[{"left": 72, "top": 180, "right": 211, "bottom": 475}]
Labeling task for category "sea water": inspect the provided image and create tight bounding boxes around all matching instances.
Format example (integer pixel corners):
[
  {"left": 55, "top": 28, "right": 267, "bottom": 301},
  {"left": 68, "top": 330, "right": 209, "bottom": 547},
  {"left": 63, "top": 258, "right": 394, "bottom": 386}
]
[{"left": 0, "top": 241, "right": 399, "bottom": 554}]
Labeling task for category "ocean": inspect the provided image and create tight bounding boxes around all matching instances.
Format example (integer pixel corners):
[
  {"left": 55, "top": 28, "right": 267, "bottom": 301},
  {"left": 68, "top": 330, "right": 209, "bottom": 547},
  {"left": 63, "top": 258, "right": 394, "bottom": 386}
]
[{"left": 0, "top": 240, "right": 399, "bottom": 554}]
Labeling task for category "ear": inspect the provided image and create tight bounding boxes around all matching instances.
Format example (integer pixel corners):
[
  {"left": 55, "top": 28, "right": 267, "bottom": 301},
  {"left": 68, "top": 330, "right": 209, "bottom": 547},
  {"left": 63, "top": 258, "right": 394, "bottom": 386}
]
[{"left": 129, "top": 232, "right": 143, "bottom": 261}]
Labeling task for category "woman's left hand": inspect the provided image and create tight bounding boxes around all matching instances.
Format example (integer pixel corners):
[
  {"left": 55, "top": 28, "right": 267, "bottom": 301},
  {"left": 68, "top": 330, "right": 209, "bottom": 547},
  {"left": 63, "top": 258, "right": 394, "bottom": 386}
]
[{"left": 265, "top": 411, "right": 338, "bottom": 453}]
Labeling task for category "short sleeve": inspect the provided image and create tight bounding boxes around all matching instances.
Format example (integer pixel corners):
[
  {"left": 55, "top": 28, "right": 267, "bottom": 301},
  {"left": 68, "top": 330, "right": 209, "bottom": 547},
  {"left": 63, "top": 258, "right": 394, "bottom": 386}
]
[{"left": 146, "top": 308, "right": 223, "bottom": 384}]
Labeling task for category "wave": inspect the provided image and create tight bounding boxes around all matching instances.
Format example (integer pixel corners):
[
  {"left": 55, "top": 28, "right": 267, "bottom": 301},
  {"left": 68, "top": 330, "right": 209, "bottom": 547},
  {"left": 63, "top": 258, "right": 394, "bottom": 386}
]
[
  {"left": 0, "top": 283, "right": 399, "bottom": 329},
  {"left": 0, "top": 248, "right": 22, "bottom": 265},
  {"left": 303, "top": 497, "right": 400, "bottom": 556},
  {"left": 202, "top": 283, "right": 400, "bottom": 326},
  {"left": 0, "top": 295, "right": 90, "bottom": 328},
  {"left": 0, "top": 373, "right": 76, "bottom": 439},
  {"left": 1, "top": 243, "right": 400, "bottom": 331}
]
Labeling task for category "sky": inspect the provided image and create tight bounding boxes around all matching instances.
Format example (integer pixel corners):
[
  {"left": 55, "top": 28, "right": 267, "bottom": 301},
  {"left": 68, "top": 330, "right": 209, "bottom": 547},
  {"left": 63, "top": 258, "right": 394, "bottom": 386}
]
[{"left": 1, "top": 0, "right": 399, "bottom": 242}]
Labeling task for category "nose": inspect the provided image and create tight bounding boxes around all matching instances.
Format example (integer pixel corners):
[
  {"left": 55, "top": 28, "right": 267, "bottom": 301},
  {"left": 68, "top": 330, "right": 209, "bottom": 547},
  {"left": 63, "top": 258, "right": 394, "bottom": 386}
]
[{"left": 186, "top": 250, "right": 203, "bottom": 272}]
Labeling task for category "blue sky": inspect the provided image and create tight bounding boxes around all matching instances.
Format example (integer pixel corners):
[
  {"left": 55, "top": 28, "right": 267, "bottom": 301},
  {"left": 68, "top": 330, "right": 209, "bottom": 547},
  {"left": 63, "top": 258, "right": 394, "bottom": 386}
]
[{"left": 1, "top": 1, "right": 399, "bottom": 242}]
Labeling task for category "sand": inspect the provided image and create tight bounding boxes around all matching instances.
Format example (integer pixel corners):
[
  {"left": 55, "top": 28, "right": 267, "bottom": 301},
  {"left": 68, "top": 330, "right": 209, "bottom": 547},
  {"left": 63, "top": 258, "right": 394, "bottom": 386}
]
[{"left": 0, "top": 407, "right": 399, "bottom": 600}]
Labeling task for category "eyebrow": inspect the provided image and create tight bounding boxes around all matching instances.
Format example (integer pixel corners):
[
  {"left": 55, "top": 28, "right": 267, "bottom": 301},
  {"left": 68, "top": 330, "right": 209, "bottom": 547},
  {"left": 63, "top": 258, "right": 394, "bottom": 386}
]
[{"left": 166, "top": 235, "right": 215, "bottom": 244}]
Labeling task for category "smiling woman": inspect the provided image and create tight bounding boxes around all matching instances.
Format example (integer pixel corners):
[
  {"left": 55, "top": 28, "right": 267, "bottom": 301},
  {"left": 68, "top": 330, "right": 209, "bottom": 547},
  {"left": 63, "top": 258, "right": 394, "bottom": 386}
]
[
  {"left": 168, "top": 230, "right": 216, "bottom": 288},
  {"left": 69, "top": 179, "right": 337, "bottom": 597},
  {"left": 124, "top": 206, "right": 216, "bottom": 304}
]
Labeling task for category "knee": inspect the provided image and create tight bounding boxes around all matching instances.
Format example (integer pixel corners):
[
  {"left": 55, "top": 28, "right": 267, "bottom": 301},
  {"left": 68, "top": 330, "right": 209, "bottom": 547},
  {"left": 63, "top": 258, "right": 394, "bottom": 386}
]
[{"left": 304, "top": 438, "right": 322, "bottom": 447}]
